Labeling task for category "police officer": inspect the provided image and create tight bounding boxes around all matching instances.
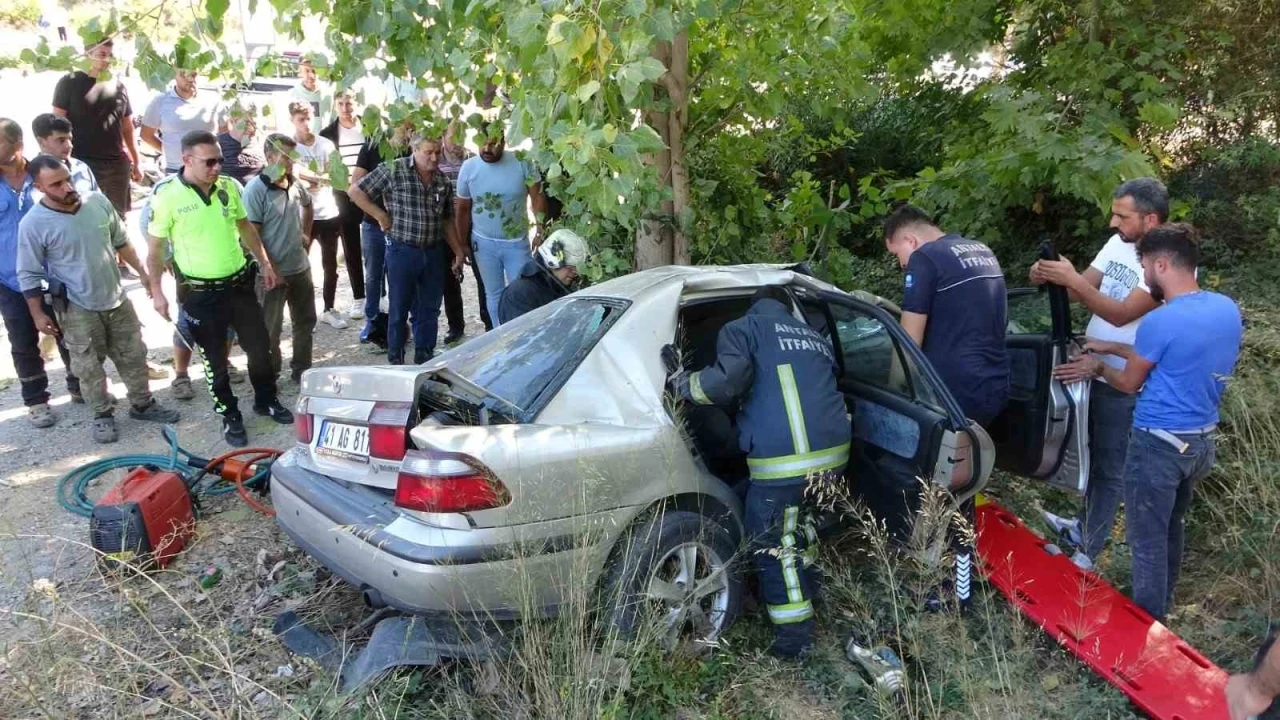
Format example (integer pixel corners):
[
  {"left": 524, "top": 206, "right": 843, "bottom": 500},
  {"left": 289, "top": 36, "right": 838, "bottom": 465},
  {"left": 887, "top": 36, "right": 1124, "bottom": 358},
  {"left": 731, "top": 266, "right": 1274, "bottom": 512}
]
[
  {"left": 497, "top": 228, "right": 587, "bottom": 324},
  {"left": 146, "top": 130, "right": 293, "bottom": 447},
  {"left": 666, "top": 286, "right": 850, "bottom": 657}
]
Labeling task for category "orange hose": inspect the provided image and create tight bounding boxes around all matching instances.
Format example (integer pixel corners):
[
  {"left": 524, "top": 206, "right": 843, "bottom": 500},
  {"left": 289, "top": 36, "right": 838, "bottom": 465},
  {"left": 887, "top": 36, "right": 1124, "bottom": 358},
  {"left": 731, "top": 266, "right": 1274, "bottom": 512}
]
[{"left": 204, "top": 448, "right": 282, "bottom": 517}]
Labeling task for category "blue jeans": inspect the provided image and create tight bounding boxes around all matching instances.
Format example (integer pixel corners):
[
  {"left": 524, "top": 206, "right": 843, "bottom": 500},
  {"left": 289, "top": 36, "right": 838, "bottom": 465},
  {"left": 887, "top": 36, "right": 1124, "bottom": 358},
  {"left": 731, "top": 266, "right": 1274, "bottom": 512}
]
[
  {"left": 1079, "top": 381, "right": 1138, "bottom": 559},
  {"left": 1123, "top": 428, "right": 1216, "bottom": 620},
  {"left": 361, "top": 221, "right": 387, "bottom": 338},
  {"left": 385, "top": 241, "right": 446, "bottom": 365},
  {"left": 472, "top": 234, "right": 532, "bottom": 326},
  {"left": 0, "top": 283, "right": 80, "bottom": 405}
]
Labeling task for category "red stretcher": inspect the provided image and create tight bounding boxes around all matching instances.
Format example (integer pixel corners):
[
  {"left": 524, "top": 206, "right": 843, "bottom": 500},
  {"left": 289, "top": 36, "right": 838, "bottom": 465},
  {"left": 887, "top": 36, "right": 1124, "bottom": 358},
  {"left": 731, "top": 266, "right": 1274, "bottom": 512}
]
[{"left": 974, "top": 495, "right": 1229, "bottom": 720}]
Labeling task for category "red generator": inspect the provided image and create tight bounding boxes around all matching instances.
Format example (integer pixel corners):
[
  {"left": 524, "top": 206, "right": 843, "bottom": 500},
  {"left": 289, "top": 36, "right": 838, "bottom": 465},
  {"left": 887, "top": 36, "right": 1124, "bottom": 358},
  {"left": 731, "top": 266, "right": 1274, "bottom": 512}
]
[{"left": 90, "top": 467, "right": 196, "bottom": 570}]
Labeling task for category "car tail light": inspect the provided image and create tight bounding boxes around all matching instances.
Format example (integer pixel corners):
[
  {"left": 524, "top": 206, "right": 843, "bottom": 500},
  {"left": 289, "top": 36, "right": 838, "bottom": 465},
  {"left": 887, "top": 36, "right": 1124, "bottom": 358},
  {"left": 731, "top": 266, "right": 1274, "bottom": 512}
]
[
  {"left": 394, "top": 450, "right": 510, "bottom": 514},
  {"left": 295, "top": 396, "right": 312, "bottom": 444},
  {"left": 369, "top": 402, "right": 413, "bottom": 461}
]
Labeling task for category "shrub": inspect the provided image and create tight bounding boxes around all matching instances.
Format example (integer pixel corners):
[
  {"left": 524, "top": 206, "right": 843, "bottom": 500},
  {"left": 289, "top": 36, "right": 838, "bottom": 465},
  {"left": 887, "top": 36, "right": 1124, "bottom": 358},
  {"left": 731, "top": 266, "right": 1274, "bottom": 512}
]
[{"left": 0, "top": 0, "right": 41, "bottom": 29}]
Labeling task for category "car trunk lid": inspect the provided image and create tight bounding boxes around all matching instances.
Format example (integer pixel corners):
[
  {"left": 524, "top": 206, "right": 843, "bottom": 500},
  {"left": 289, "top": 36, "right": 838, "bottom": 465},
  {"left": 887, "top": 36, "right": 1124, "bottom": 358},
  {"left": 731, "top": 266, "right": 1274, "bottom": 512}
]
[{"left": 295, "top": 366, "right": 428, "bottom": 490}]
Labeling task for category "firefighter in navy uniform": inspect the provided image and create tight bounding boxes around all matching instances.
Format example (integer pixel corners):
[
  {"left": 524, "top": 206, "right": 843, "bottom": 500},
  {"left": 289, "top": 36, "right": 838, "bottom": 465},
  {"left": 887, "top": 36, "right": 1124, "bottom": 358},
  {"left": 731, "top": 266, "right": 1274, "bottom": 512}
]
[{"left": 665, "top": 286, "right": 850, "bottom": 657}]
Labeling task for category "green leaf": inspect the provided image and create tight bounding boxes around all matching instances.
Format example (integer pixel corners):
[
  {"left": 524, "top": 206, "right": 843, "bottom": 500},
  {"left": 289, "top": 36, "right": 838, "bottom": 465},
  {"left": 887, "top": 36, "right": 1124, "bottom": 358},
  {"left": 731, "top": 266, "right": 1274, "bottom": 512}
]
[
  {"left": 632, "top": 56, "right": 667, "bottom": 82},
  {"left": 546, "top": 13, "right": 571, "bottom": 45},
  {"left": 576, "top": 80, "right": 601, "bottom": 102},
  {"left": 631, "top": 124, "right": 666, "bottom": 153},
  {"left": 1138, "top": 101, "right": 1179, "bottom": 130},
  {"left": 617, "top": 57, "right": 667, "bottom": 103},
  {"left": 206, "top": 0, "right": 230, "bottom": 20},
  {"left": 507, "top": 5, "right": 543, "bottom": 46},
  {"left": 648, "top": 7, "right": 676, "bottom": 41}
]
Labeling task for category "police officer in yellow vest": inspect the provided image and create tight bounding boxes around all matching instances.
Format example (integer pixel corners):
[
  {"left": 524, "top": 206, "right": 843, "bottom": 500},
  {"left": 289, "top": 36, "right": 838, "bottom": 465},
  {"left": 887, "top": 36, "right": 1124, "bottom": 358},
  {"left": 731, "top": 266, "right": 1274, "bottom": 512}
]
[{"left": 146, "top": 130, "right": 294, "bottom": 446}]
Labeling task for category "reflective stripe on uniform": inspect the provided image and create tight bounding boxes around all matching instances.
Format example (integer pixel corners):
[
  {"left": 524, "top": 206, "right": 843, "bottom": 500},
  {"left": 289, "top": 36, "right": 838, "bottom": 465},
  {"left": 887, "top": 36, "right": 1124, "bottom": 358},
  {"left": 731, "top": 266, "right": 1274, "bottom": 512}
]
[
  {"left": 689, "top": 371, "right": 712, "bottom": 405},
  {"left": 780, "top": 506, "right": 804, "bottom": 604},
  {"left": 801, "top": 515, "right": 819, "bottom": 567},
  {"left": 777, "top": 364, "right": 809, "bottom": 454},
  {"left": 747, "top": 442, "right": 851, "bottom": 481},
  {"left": 767, "top": 600, "right": 814, "bottom": 624}
]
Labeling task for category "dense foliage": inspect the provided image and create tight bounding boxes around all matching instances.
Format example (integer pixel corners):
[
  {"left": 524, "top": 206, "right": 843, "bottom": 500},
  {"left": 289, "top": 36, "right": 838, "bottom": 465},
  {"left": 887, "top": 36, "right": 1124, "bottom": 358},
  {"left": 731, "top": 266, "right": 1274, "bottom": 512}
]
[{"left": 12, "top": 0, "right": 1279, "bottom": 286}]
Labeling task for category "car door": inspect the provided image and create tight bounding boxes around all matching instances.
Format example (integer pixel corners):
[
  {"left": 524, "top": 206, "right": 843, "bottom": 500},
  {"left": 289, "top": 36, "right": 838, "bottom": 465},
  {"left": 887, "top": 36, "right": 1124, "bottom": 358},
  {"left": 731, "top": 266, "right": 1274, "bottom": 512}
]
[
  {"left": 987, "top": 256, "right": 1091, "bottom": 494},
  {"left": 792, "top": 287, "right": 995, "bottom": 539}
]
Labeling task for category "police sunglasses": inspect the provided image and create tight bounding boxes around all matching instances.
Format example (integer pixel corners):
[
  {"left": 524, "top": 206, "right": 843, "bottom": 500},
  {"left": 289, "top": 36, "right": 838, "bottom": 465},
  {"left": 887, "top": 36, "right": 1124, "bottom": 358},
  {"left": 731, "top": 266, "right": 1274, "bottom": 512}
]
[{"left": 186, "top": 154, "right": 224, "bottom": 169}]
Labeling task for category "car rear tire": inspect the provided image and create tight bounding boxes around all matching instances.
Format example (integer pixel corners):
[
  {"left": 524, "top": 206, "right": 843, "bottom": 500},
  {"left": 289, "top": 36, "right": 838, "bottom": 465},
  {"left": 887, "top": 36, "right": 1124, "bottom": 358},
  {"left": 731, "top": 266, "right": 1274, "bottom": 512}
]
[{"left": 599, "top": 509, "right": 741, "bottom": 652}]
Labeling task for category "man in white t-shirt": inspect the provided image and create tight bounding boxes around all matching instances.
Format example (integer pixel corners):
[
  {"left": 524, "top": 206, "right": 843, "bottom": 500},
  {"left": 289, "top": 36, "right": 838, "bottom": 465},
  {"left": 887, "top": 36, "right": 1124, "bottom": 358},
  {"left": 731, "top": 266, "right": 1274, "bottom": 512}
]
[
  {"left": 1030, "top": 177, "right": 1168, "bottom": 569},
  {"left": 286, "top": 58, "right": 332, "bottom": 136},
  {"left": 289, "top": 102, "right": 345, "bottom": 329}
]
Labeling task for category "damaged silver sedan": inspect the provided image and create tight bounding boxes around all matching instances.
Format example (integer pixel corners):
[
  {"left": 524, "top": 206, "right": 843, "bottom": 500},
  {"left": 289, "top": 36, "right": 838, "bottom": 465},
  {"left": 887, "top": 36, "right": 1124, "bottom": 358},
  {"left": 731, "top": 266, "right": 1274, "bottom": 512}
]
[{"left": 271, "top": 264, "right": 1087, "bottom": 650}]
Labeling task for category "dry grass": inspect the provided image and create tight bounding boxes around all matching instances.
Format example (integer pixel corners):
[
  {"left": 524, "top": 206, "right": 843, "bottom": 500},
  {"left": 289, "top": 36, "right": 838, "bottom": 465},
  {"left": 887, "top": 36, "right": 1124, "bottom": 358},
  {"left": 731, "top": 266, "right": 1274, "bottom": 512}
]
[{"left": 4, "top": 333, "right": 1279, "bottom": 718}]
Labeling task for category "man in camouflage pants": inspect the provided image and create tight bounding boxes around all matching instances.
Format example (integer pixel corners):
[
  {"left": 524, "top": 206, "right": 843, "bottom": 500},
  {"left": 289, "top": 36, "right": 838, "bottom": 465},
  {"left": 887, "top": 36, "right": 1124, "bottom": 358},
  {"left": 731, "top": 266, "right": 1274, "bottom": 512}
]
[{"left": 18, "top": 157, "right": 179, "bottom": 442}]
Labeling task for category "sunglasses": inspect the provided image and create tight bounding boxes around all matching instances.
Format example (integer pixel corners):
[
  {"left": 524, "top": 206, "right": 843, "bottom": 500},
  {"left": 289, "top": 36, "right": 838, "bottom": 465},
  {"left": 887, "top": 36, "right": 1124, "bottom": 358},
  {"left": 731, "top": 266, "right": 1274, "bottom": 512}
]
[{"left": 187, "top": 156, "right": 224, "bottom": 168}]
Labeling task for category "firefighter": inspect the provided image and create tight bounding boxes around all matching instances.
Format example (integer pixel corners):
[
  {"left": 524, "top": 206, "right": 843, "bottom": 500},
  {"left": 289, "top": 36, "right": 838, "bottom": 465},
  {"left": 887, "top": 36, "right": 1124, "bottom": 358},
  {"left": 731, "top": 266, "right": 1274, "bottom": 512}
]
[
  {"left": 497, "top": 228, "right": 587, "bottom": 324},
  {"left": 664, "top": 286, "right": 850, "bottom": 657}
]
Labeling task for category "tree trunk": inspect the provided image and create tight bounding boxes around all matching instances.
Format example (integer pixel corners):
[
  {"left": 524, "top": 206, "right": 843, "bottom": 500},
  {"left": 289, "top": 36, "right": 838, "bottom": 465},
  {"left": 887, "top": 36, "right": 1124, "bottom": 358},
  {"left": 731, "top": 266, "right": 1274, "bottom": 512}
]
[
  {"left": 669, "top": 31, "right": 690, "bottom": 265},
  {"left": 635, "top": 41, "right": 675, "bottom": 269}
]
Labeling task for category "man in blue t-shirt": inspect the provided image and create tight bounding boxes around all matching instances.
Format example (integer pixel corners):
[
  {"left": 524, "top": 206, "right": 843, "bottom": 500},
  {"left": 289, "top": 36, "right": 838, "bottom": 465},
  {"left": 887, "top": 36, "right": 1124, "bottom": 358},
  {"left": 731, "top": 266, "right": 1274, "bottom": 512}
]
[
  {"left": 454, "top": 122, "right": 550, "bottom": 326},
  {"left": 884, "top": 204, "right": 1010, "bottom": 425},
  {"left": 1056, "top": 223, "right": 1242, "bottom": 621}
]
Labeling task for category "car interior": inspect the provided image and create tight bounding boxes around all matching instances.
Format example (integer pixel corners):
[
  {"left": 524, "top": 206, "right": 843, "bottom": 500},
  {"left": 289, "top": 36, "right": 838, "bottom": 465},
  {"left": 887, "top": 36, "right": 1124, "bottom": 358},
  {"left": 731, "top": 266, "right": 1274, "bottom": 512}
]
[
  {"left": 673, "top": 287, "right": 965, "bottom": 541},
  {"left": 672, "top": 280, "right": 1080, "bottom": 543}
]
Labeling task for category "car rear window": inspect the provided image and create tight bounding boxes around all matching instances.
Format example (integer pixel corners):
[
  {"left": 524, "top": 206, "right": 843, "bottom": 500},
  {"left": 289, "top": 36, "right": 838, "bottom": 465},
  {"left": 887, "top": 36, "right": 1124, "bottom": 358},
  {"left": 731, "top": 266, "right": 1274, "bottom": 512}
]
[{"left": 442, "top": 298, "right": 625, "bottom": 416}]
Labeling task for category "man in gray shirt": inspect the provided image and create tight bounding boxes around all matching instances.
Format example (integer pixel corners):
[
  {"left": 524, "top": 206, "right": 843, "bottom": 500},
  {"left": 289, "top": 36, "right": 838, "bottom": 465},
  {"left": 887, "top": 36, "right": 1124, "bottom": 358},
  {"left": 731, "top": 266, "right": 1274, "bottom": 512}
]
[
  {"left": 243, "top": 134, "right": 316, "bottom": 382},
  {"left": 141, "top": 69, "right": 228, "bottom": 173},
  {"left": 17, "top": 156, "right": 179, "bottom": 442}
]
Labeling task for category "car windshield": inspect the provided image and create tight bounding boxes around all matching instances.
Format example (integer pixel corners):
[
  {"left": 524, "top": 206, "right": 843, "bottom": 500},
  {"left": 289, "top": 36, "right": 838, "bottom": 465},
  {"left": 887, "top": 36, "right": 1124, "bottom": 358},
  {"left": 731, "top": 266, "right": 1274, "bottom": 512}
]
[{"left": 438, "top": 298, "right": 623, "bottom": 417}]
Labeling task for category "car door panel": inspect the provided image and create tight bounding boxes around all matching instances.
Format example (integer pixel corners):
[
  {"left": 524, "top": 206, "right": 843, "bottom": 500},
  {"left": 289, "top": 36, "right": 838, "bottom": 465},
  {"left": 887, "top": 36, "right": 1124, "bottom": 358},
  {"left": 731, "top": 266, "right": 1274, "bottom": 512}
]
[
  {"left": 794, "top": 289, "right": 993, "bottom": 544},
  {"left": 807, "top": 290, "right": 990, "bottom": 486},
  {"left": 851, "top": 398, "right": 920, "bottom": 460},
  {"left": 991, "top": 279, "right": 1091, "bottom": 494}
]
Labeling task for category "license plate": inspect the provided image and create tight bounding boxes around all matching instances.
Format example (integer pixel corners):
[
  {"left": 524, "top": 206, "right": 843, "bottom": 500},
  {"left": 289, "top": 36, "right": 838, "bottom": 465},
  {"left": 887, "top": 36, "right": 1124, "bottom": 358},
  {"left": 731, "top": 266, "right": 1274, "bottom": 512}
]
[{"left": 315, "top": 421, "right": 370, "bottom": 461}]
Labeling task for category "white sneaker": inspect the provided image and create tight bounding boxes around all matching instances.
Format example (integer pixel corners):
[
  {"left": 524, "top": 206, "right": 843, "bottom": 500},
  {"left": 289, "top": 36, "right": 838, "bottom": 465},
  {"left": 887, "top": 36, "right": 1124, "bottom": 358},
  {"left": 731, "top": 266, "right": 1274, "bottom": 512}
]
[
  {"left": 1042, "top": 510, "right": 1084, "bottom": 548},
  {"left": 1070, "top": 551, "right": 1095, "bottom": 572},
  {"left": 321, "top": 310, "right": 349, "bottom": 329},
  {"left": 347, "top": 303, "right": 365, "bottom": 320}
]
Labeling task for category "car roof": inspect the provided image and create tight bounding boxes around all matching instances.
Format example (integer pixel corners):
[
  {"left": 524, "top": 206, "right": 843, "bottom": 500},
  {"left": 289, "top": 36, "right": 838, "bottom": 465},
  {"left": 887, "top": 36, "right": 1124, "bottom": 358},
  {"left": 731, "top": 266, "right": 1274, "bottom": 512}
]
[
  {"left": 581, "top": 263, "right": 846, "bottom": 304},
  {"left": 533, "top": 264, "right": 855, "bottom": 428}
]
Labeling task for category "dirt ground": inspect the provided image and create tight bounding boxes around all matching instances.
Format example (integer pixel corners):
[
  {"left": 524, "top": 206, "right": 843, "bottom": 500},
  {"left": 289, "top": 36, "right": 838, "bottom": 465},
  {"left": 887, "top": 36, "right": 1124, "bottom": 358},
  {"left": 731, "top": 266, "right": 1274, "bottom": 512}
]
[{"left": 0, "top": 204, "right": 490, "bottom": 631}]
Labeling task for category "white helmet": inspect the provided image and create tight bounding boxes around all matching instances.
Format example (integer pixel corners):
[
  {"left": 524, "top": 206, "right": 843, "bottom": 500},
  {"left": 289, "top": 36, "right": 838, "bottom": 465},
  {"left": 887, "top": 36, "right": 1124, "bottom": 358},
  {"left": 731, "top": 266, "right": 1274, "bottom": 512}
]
[{"left": 537, "top": 229, "right": 588, "bottom": 269}]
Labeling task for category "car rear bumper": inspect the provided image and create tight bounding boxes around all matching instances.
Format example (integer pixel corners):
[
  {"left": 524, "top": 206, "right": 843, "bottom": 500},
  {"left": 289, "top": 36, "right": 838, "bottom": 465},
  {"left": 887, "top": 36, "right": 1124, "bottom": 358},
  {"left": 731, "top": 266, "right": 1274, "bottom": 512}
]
[{"left": 271, "top": 452, "right": 634, "bottom": 618}]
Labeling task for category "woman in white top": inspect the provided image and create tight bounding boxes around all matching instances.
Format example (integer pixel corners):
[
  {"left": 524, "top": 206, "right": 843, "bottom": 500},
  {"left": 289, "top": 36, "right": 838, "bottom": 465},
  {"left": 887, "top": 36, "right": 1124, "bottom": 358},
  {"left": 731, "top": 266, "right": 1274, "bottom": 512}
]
[
  {"left": 289, "top": 101, "right": 346, "bottom": 329},
  {"left": 319, "top": 92, "right": 366, "bottom": 321}
]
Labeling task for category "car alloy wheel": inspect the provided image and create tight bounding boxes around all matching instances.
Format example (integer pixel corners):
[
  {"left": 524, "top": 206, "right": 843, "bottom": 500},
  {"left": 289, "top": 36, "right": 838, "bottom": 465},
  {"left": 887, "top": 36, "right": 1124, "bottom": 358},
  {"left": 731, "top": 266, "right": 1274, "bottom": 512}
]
[
  {"left": 600, "top": 509, "right": 742, "bottom": 652},
  {"left": 646, "top": 540, "right": 732, "bottom": 650}
]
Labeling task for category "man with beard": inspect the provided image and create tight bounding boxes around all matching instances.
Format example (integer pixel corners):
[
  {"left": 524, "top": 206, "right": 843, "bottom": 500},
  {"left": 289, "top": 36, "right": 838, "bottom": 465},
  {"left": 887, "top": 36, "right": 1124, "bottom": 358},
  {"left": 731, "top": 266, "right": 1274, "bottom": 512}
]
[
  {"left": 455, "top": 122, "right": 549, "bottom": 325},
  {"left": 17, "top": 156, "right": 180, "bottom": 442},
  {"left": 218, "top": 111, "right": 265, "bottom": 183},
  {"left": 0, "top": 118, "right": 82, "bottom": 428},
  {"left": 1033, "top": 178, "right": 1167, "bottom": 570},
  {"left": 1053, "top": 224, "right": 1241, "bottom": 621}
]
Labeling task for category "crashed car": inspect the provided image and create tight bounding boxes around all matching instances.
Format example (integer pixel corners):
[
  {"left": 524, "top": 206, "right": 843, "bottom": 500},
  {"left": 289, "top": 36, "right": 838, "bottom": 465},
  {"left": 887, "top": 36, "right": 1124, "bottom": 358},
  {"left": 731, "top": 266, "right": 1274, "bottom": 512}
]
[{"left": 271, "top": 264, "right": 1089, "bottom": 645}]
